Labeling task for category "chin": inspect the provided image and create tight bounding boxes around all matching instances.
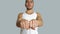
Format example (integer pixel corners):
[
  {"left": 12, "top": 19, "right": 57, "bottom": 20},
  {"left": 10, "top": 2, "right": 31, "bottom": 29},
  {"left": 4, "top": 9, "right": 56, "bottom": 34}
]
[{"left": 27, "top": 8, "right": 32, "bottom": 10}]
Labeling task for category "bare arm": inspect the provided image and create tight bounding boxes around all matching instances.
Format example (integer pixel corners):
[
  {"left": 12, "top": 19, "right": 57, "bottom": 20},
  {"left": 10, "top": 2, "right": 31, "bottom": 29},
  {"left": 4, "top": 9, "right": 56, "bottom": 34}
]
[
  {"left": 16, "top": 13, "right": 23, "bottom": 28},
  {"left": 36, "top": 12, "right": 43, "bottom": 27},
  {"left": 29, "top": 12, "right": 43, "bottom": 30},
  {"left": 16, "top": 13, "right": 29, "bottom": 29}
]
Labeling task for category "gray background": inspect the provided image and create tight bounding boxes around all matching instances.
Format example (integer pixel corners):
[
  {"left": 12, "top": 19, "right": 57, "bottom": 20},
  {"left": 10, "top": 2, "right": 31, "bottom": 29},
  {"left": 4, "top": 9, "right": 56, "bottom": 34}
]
[{"left": 0, "top": 0, "right": 60, "bottom": 34}]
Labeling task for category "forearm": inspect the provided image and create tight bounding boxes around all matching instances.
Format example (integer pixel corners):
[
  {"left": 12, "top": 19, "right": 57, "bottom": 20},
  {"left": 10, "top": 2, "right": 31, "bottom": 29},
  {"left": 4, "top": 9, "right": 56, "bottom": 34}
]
[
  {"left": 16, "top": 13, "right": 23, "bottom": 28},
  {"left": 16, "top": 20, "right": 21, "bottom": 28},
  {"left": 36, "top": 20, "right": 43, "bottom": 27},
  {"left": 16, "top": 18, "right": 23, "bottom": 28},
  {"left": 16, "top": 19, "right": 27, "bottom": 28}
]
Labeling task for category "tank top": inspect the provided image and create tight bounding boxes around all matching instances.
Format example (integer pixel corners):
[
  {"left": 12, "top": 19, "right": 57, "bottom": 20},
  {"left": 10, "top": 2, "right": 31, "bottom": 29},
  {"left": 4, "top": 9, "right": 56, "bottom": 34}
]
[{"left": 20, "top": 12, "right": 38, "bottom": 34}]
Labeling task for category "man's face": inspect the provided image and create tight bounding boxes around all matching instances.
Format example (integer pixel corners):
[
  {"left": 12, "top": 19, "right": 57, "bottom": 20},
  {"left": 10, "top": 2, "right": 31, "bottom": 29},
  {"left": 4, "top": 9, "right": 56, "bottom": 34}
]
[{"left": 25, "top": 0, "right": 34, "bottom": 10}]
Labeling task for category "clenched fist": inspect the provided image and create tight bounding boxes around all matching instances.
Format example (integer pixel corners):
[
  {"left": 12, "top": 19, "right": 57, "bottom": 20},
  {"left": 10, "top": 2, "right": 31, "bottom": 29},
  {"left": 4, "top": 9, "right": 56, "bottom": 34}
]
[
  {"left": 20, "top": 19, "right": 29, "bottom": 30},
  {"left": 20, "top": 19, "right": 38, "bottom": 30},
  {"left": 29, "top": 19, "right": 38, "bottom": 30}
]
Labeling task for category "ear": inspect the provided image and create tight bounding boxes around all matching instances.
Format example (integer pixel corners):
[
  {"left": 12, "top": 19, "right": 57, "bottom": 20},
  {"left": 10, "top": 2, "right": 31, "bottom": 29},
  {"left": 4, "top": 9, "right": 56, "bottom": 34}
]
[{"left": 25, "top": 3, "right": 27, "bottom": 8}]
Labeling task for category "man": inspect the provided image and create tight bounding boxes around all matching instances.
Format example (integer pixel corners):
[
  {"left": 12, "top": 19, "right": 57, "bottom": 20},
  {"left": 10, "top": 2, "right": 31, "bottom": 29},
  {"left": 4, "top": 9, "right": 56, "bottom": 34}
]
[{"left": 16, "top": 0, "right": 43, "bottom": 34}]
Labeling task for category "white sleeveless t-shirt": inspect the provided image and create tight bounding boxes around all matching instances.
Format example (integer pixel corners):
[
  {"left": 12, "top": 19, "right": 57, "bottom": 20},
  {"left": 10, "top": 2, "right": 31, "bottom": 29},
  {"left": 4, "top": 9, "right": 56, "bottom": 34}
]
[{"left": 20, "top": 12, "right": 38, "bottom": 34}]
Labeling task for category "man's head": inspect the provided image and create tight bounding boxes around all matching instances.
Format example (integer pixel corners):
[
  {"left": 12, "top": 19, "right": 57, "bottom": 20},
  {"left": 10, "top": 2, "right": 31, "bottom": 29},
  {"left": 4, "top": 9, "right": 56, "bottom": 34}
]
[{"left": 25, "top": 0, "right": 34, "bottom": 10}]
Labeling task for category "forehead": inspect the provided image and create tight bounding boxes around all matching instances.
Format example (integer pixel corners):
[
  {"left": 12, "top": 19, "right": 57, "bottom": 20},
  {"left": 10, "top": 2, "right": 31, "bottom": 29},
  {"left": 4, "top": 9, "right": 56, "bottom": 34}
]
[{"left": 26, "top": 0, "right": 33, "bottom": 1}]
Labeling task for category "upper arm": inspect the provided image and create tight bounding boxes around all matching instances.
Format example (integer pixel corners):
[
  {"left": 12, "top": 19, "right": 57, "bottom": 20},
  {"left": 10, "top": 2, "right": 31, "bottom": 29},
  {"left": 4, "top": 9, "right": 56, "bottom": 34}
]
[
  {"left": 36, "top": 12, "right": 43, "bottom": 26},
  {"left": 18, "top": 13, "right": 23, "bottom": 21},
  {"left": 16, "top": 12, "right": 23, "bottom": 27},
  {"left": 36, "top": 12, "right": 43, "bottom": 21}
]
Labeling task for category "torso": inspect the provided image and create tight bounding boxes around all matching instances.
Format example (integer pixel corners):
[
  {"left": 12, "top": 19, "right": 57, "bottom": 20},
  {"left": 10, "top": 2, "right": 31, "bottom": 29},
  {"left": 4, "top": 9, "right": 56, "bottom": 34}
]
[
  {"left": 22, "top": 12, "right": 37, "bottom": 21},
  {"left": 20, "top": 12, "right": 38, "bottom": 34}
]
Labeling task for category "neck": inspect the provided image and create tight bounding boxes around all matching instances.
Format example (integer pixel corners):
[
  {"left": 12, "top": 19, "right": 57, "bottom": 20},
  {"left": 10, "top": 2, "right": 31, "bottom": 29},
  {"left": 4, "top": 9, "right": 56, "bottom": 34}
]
[{"left": 26, "top": 9, "right": 34, "bottom": 15}]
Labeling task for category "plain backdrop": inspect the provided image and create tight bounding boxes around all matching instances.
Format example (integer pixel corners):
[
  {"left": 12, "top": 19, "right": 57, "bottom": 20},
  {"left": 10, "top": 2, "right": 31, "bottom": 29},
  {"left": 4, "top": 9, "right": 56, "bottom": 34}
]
[{"left": 0, "top": 0, "right": 60, "bottom": 34}]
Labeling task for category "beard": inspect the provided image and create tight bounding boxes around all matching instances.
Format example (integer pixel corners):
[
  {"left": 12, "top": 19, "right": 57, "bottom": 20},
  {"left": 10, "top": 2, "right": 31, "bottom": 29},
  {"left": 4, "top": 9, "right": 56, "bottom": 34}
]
[{"left": 27, "top": 7, "right": 33, "bottom": 10}]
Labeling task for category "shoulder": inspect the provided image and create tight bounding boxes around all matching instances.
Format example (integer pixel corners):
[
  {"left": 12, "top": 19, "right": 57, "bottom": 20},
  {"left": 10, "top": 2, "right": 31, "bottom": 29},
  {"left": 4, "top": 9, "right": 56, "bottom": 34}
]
[
  {"left": 18, "top": 12, "right": 23, "bottom": 16},
  {"left": 18, "top": 12, "right": 23, "bottom": 18},
  {"left": 36, "top": 12, "right": 42, "bottom": 20},
  {"left": 36, "top": 12, "right": 41, "bottom": 17}
]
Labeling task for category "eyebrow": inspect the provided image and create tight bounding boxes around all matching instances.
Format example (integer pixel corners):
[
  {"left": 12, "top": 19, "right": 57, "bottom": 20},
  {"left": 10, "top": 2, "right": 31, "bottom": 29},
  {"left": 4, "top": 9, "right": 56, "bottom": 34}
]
[{"left": 25, "top": 0, "right": 33, "bottom": 2}]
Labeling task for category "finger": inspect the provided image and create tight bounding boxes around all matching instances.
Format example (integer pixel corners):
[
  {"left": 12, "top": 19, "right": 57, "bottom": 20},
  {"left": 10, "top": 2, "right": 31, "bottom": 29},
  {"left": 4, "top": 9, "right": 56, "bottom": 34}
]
[
  {"left": 20, "top": 22, "right": 23, "bottom": 29},
  {"left": 36, "top": 21, "right": 38, "bottom": 27},
  {"left": 22, "top": 22, "right": 25, "bottom": 29},
  {"left": 34, "top": 20, "right": 38, "bottom": 27},
  {"left": 32, "top": 20, "right": 34, "bottom": 27},
  {"left": 31, "top": 21, "right": 35, "bottom": 30},
  {"left": 27, "top": 23, "right": 29, "bottom": 29},
  {"left": 23, "top": 22, "right": 25, "bottom": 29},
  {"left": 32, "top": 21, "right": 35, "bottom": 29},
  {"left": 29, "top": 20, "right": 35, "bottom": 30},
  {"left": 33, "top": 20, "right": 37, "bottom": 27},
  {"left": 24, "top": 21, "right": 26, "bottom": 27},
  {"left": 29, "top": 21, "right": 33, "bottom": 28},
  {"left": 26, "top": 21, "right": 29, "bottom": 29}
]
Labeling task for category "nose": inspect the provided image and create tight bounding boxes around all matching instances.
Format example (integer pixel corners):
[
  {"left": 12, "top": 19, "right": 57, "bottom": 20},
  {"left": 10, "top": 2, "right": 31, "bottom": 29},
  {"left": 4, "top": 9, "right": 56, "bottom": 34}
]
[{"left": 28, "top": 2, "right": 31, "bottom": 6}]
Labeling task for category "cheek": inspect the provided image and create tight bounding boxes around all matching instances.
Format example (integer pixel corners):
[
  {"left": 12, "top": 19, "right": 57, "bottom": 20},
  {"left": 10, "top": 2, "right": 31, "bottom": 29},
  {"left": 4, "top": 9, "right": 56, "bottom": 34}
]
[
  {"left": 25, "top": 3, "right": 28, "bottom": 7},
  {"left": 26, "top": 3, "right": 28, "bottom": 6},
  {"left": 25, "top": 3, "right": 34, "bottom": 8},
  {"left": 31, "top": 3, "right": 34, "bottom": 7}
]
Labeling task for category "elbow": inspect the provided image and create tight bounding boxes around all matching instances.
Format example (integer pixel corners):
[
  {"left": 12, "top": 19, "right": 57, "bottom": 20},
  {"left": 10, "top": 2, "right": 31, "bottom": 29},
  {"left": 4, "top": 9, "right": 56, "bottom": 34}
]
[
  {"left": 38, "top": 22, "right": 43, "bottom": 27},
  {"left": 16, "top": 22, "right": 20, "bottom": 28},
  {"left": 40, "top": 23, "right": 43, "bottom": 27}
]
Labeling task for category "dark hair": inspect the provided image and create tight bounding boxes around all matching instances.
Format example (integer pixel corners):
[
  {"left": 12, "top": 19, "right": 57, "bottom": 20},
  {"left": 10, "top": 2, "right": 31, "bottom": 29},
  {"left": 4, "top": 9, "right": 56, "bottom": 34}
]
[{"left": 25, "top": 0, "right": 34, "bottom": 3}]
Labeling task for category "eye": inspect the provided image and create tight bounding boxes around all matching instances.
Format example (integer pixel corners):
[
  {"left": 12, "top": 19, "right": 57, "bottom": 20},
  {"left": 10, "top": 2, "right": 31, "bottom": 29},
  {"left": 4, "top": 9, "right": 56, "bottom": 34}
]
[
  {"left": 26, "top": 1, "right": 28, "bottom": 3},
  {"left": 31, "top": 1, "right": 33, "bottom": 3}
]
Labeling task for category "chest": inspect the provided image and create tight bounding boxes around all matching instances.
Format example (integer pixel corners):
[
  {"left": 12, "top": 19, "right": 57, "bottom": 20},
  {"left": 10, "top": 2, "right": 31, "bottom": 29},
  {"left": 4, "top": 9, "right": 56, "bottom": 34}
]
[{"left": 22, "top": 12, "right": 37, "bottom": 21}]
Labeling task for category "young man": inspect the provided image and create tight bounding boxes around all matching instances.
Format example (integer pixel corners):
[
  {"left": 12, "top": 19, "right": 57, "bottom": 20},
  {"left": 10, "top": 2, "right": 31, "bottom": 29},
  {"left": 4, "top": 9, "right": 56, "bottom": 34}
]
[{"left": 16, "top": 0, "right": 43, "bottom": 34}]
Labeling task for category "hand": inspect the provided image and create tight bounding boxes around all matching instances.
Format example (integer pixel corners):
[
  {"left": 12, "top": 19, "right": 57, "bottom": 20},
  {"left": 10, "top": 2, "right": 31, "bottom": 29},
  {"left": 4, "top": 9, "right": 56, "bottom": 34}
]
[
  {"left": 29, "top": 19, "right": 38, "bottom": 30},
  {"left": 25, "top": 20, "right": 29, "bottom": 30},
  {"left": 20, "top": 19, "right": 29, "bottom": 29}
]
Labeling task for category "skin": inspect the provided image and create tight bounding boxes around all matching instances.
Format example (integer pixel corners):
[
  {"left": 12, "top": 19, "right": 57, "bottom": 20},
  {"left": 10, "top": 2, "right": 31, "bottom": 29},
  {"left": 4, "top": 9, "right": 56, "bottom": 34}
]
[{"left": 16, "top": 0, "right": 43, "bottom": 30}]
